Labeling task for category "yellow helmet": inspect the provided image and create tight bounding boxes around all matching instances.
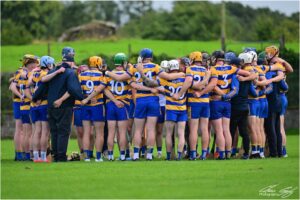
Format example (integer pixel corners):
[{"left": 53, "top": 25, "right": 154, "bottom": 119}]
[
  {"left": 189, "top": 51, "right": 202, "bottom": 63},
  {"left": 265, "top": 45, "right": 279, "bottom": 57},
  {"left": 88, "top": 56, "right": 103, "bottom": 68},
  {"left": 21, "top": 54, "right": 39, "bottom": 66}
]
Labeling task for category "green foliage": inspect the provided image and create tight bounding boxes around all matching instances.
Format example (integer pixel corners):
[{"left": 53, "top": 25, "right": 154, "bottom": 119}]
[{"left": 1, "top": 135, "right": 299, "bottom": 198}]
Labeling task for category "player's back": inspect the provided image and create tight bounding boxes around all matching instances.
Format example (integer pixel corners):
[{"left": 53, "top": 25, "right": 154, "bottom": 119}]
[
  {"left": 212, "top": 64, "right": 238, "bottom": 95},
  {"left": 106, "top": 70, "right": 130, "bottom": 104}
]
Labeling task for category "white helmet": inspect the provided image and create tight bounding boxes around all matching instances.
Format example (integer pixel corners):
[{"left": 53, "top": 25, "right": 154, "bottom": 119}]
[
  {"left": 169, "top": 59, "right": 180, "bottom": 71},
  {"left": 160, "top": 60, "right": 169, "bottom": 72},
  {"left": 238, "top": 53, "right": 253, "bottom": 64},
  {"left": 248, "top": 51, "right": 257, "bottom": 62}
]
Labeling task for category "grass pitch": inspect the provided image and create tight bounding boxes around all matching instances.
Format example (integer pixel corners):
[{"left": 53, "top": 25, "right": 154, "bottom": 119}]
[
  {"left": 1, "top": 39, "right": 298, "bottom": 72},
  {"left": 1, "top": 130, "right": 299, "bottom": 199}
]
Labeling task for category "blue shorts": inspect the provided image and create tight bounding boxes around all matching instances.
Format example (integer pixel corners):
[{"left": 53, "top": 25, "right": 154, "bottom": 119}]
[
  {"left": 20, "top": 109, "right": 31, "bottom": 124},
  {"left": 106, "top": 101, "right": 128, "bottom": 121},
  {"left": 280, "top": 94, "right": 288, "bottom": 116},
  {"left": 210, "top": 101, "right": 231, "bottom": 120},
  {"left": 259, "top": 98, "right": 268, "bottom": 118},
  {"left": 73, "top": 107, "right": 83, "bottom": 127},
  {"left": 165, "top": 110, "right": 188, "bottom": 122},
  {"left": 134, "top": 97, "right": 160, "bottom": 119},
  {"left": 128, "top": 100, "right": 135, "bottom": 119},
  {"left": 81, "top": 104, "right": 105, "bottom": 122},
  {"left": 30, "top": 106, "right": 48, "bottom": 123},
  {"left": 188, "top": 103, "right": 210, "bottom": 119},
  {"left": 157, "top": 106, "right": 166, "bottom": 123},
  {"left": 248, "top": 99, "right": 260, "bottom": 117},
  {"left": 13, "top": 102, "right": 21, "bottom": 120}
]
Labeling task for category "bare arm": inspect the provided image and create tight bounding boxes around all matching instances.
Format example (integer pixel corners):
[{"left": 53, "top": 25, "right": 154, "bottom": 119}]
[
  {"left": 9, "top": 82, "right": 23, "bottom": 100},
  {"left": 195, "top": 77, "right": 218, "bottom": 97},
  {"left": 81, "top": 84, "right": 106, "bottom": 105},
  {"left": 173, "top": 76, "right": 193, "bottom": 100},
  {"left": 41, "top": 67, "right": 65, "bottom": 82},
  {"left": 159, "top": 71, "right": 185, "bottom": 80},
  {"left": 237, "top": 72, "right": 257, "bottom": 81},
  {"left": 130, "top": 82, "right": 159, "bottom": 94},
  {"left": 254, "top": 75, "right": 268, "bottom": 86},
  {"left": 105, "top": 71, "right": 131, "bottom": 82},
  {"left": 104, "top": 89, "right": 125, "bottom": 108},
  {"left": 267, "top": 71, "right": 284, "bottom": 84},
  {"left": 273, "top": 57, "right": 293, "bottom": 73},
  {"left": 191, "top": 70, "right": 211, "bottom": 90},
  {"left": 24, "top": 88, "right": 32, "bottom": 101}
]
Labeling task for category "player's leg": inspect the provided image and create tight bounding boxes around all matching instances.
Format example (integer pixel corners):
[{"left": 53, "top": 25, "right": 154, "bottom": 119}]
[
  {"left": 211, "top": 119, "right": 224, "bottom": 159},
  {"left": 248, "top": 115, "right": 259, "bottom": 158},
  {"left": 14, "top": 119, "right": 23, "bottom": 160},
  {"left": 107, "top": 120, "right": 116, "bottom": 160},
  {"left": 165, "top": 121, "right": 175, "bottom": 160},
  {"left": 156, "top": 122, "right": 164, "bottom": 158},
  {"left": 82, "top": 120, "right": 91, "bottom": 161},
  {"left": 199, "top": 117, "right": 209, "bottom": 160},
  {"left": 32, "top": 120, "right": 42, "bottom": 161},
  {"left": 22, "top": 113, "right": 32, "bottom": 161},
  {"left": 94, "top": 121, "right": 105, "bottom": 162},
  {"left": 133, "top": 118, "right": 146, "bottom": 160},
  {"left": 117, "top": 120, "right": 128, "bottom": 161},
  {"left": 280, "top": 94, "right": 288, "bottom": 157},
  {"left": 177, "top": 121, "right": 186, "bottom": 160},
  {"left": 89, "top": 126, "right": 95, "bottom": 158},
  {"left": 40, "top": 121, "right": 50, "bottom": 162},
  {"left": 74, "top": 107, "right": 84, "bottom": 153},
  {"left": 188, "top": 118, "right": 199, "bottom": 160},
  {"left": 222, "top": 117, "right": 232, "bottom": 159},
  {"left": 145, "top": 116, "right": 158, "bottom": 160},
  {"left": 237, "top": 110, "right": 250, "bottom": 159}
]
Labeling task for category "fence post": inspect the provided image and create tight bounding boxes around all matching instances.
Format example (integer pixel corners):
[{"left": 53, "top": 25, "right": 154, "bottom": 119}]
[
  {"left": 279, "top": 34, "right": 286, "bottom": 50},
  {"left": 128, "top": 43, "right": 132, "bottom": 58},
  {"left": 47, "top": 42, "right": 51, "bottom": 56},
  {"left": 221, "top": 1, "right": 226, "bottom": 51}
]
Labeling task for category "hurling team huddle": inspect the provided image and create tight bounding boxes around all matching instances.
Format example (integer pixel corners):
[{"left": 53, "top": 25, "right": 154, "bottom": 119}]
[{"left": 10, "top": 45, "right": 293, "bottom": 162}]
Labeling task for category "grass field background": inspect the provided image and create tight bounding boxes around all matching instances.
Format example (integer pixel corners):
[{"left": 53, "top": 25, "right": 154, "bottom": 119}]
[
  {"left": 1, "top": 129, "right": 299, "bottom": 199},
  {"left": 1, "top": 39, "right": 299, "bottom": 72}
]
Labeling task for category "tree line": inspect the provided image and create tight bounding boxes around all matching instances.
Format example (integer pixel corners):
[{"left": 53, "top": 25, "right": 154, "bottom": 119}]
[{"left": 1, "top": 1, "right": 299, "bottom": 45}]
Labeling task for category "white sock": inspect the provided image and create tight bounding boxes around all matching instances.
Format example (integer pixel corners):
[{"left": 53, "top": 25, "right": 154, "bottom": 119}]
[
  {"left": 133, "top": 153, "right": 139, "bottom": 160},
  {"left": 158, "top": 151, "right": 162, "bottom": 154},
  {"left": 33, "top": 151, "right": 39, "bottom": 160},
  {"left": 120, "top": 154, "right": 125, "bottom": 160},
  {"left": 41, "top": 151, "right": 47, "bottom": 160},
  {"left": 146, "top": 153, "right": 153, "bottom": 160}
]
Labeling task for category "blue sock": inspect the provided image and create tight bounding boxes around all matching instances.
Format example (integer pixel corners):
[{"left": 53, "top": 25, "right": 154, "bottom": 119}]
[
  {"left": 196, "top": 144, "right": 198, "bottom": 153},
  {"left": 108, "top": 151, "right": 113, "bottom": 156},
  {"left": 134, "top": 147, "right": 139, "bottom": 154},
  {"left": 225, "top": 150, "right": 231, "bottom": 157},
  {"left": 16, "top": 152, "right": 23, "bottom": 160},
  {"left": 282, "top": 146, "right": 287, "bottom": 155},
  {"left": 84, "top": 150, "right": 90, "bottom": 159},
  {"left": 166, "top": 152, "right": 171, "bottom": 160},
  {"left": 26, "top": 152, "right": 31, "bottom": 160},
  {"left": 251, "top": 145, "right": 257, "bottom": 153},
  {"left": 260, "top": 147, "right": 264, "bottom": 153},
  {"left": 216, "top": 147, "right": 220, "bottom": 153},
  {"left": 201, "top": 150, "right": 207, "bottom": 159},
  {"left": 120, "top": 150, "right": 125, "bottom": 155},
  {"left": 157, "top": 147, "right": 162, "bottom": 152},
  {"left": 126, "top": 149, "right": 130, "bottom": 157},
  {"left": 177, "top": 151, "right": 182, "bottom": 160},
  {"left": 190, "top": 150, "right": 196, "bottom": 159},
  {"left": 219, "top": 151, "right": 225, "bottom": 159},
  {"left": 89, "top": 150, "right": 93, "bottom": 158},
  {"left": 141, "top": 146, "right": 146, "bottom": 154},
  {"left": 96, "top": 152, "right": 101, "bottom": 160},
  {"left": 207, "top": 147, "right": 210, "bottom": 153},
  {"left": 231, "top": 148, "right": 237, "bottom": 155},
  {"left": 183, "top": 145, "right": 187, "bottom": 152}
]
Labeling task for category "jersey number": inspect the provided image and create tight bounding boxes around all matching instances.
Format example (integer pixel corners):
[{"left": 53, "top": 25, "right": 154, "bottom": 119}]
[
  {"left": 135, "top": 71, "right": 153, "bottom": 85},
  {"left": 110, "top": 80, "right": 124, "bottom": 95},
  {"left": 86, "top": 80, "right": 94, "bottom": 94},
  {"left": 169, "top": 86, "right": 184, "bottom": 99},
  {"left": 221, "top": 74, "right": 229, "bottom": 89}
]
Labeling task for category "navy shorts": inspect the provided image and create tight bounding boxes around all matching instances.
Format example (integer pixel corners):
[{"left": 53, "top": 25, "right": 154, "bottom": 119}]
[
  {"left": 210, "top": 101, "right": 231, "bottom": 120},
  {"left": 165, "top": 110, "right": 187, "bottom": 122},
  {"left": 188, "top": 103, "right": 210, "bottom": 119},
  {"left": 280, "top": 94, "right": 288, "bottom": 116},
  {"left": 30, "top": 105, "right": 48, "bottom": 123},
  {"left": 106, "top": 101, "right": 128, "bottom": 121},
  {"left": 81, "top": 104, "right": 105, "bottom": 122},
  {"left": 20, "top": 109, "right": 31, "bottom": 124},
  {"left": 73, "top": 107, "right": 83, "bottom": 127},
  {"left": 13, "top": 102, "right": 21, "bottom": 120},
  {"left": 157, "top": 106, "right": 166, "bottom": 123},
  {"left": 134, "top": 97, "right": 160, "bottom": 119}
]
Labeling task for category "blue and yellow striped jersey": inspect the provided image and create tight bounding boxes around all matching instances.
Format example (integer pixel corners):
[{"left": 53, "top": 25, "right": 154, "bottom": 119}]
[
  {"left": 105, "top": 70, "right": 130, "bottom": 104},
  {"left": 186, "top": 65, "right": 209, "bottom": 105},
  {"left": 14, "top": 69, "right": 31, "bottom": 110},
  {"left": 78, "top": 69, "right": 107, "bottom": 106},
  {"left": 159, "top": 76, "right": 186, "bottom": 111},
  {"left": 31, "top": 70, "right": 48, "bottom": 107},
  {"left": 254, "top": 65, "right": 267, "bottom": 99},
  {"left": 210, "top": 64, "right": 238, "bottom": 96},
  {"left": 12, "top": 68, "right": 24, "bottom": 102},
  {"left": 126, "top": 62, "right": 162, "bottom": 100},
  {"left": 242, "top": 65, "right": 257, "bottom": 99}
]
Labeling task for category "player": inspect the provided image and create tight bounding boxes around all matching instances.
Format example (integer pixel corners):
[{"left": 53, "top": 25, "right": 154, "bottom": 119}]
[
  {"left": 27, "top": 56, "right": 54, "bottom": 162},
  {"left": 10, "top": 54, "right": 39, "bottom": 161},
  {"left": 174, "top": 52, "right": 213, "bottom": 160},
  {"left": 202, "top": 50, "right": 254, "bottom": 159},
  {"left": 105, "top": 53, "right": 131, "bottom": 161},
  {"left": 80, "top": 56, "right": 107, "bottom": 162},
  {"left": 159, "top": 60, "right": 187, "bottom": 160}
]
